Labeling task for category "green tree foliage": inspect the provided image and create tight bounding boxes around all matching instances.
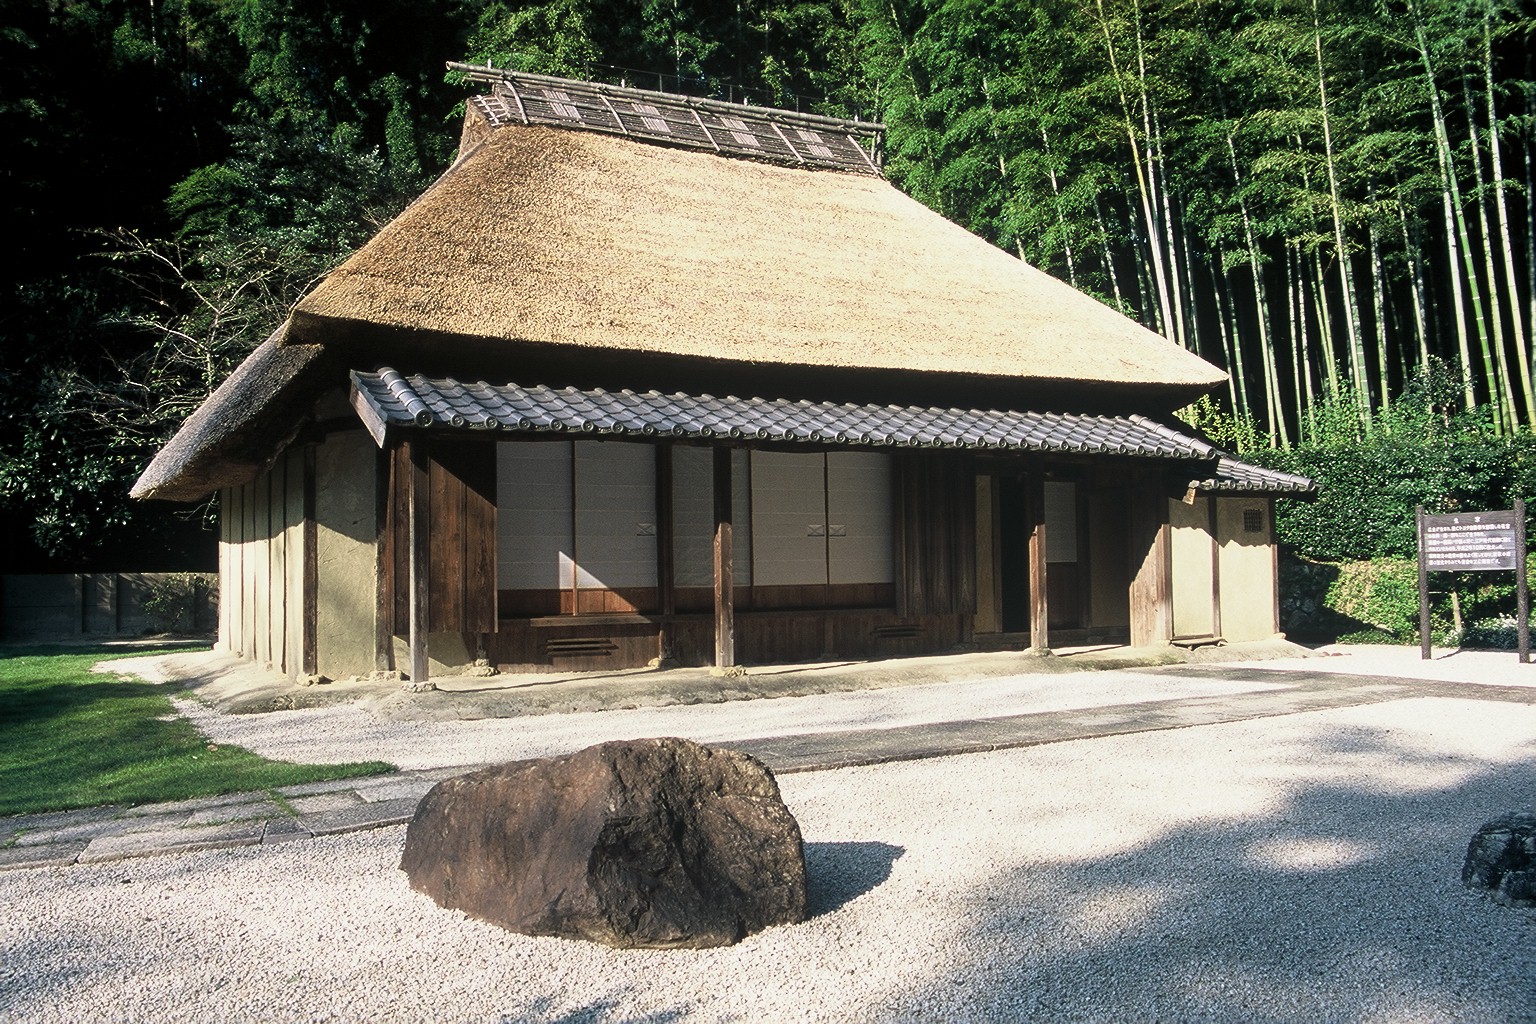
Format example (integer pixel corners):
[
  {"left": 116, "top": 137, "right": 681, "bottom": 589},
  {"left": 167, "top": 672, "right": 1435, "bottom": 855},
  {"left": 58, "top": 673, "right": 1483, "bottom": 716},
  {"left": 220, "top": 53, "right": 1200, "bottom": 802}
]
[{"left": 2, "top": 0, "right": 1532, "bottom": 570}]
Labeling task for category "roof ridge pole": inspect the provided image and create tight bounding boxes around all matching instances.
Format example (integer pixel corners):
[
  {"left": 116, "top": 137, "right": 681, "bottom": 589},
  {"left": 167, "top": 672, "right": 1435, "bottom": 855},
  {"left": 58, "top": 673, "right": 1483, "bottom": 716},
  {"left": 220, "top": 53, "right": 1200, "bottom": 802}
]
[
  {"left": 768, "top": 121, "right": 806, "bottom": 164},
  {"left": 499, "top": 80, "right": 529, "bottom": 124},
  {"left": 691, "top": 107, "right": 722, "bottom": 152},
  {"left": 596, "top": 92, "right": 631, "bottom": 134}
]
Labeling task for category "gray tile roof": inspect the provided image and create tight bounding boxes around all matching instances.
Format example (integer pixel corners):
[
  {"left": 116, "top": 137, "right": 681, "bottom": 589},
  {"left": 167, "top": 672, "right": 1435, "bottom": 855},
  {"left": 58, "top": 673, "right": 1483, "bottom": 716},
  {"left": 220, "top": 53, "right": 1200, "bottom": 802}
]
[
  {"left": 348, "top": 369, "right": 1315, "bottom": 495},
  {"left": 1195, "top": 457, "right": 1316, "bottom": 495}
]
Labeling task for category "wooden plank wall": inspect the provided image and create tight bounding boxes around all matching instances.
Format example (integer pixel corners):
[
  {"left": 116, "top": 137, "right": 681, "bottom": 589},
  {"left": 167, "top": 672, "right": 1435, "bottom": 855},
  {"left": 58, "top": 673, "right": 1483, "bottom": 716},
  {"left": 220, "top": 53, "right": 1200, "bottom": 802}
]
[
  {"left": 896, "top": 451, "right": 976, "bottom": 618},
  {"left": 219, "top": 448, "right": 310, "bottom": 675},
  {"left": 387, "top": 440, "right": 497, "bottom": 635}
]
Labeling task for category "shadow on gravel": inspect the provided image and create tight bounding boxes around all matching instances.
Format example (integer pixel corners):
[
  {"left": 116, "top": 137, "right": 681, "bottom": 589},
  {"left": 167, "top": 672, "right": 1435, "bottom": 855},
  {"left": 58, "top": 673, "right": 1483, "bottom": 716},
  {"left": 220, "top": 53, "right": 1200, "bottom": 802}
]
[
  {"left": 805, "top": 840, "right": 905, "bottom": 917},
  {"left": 498, "top": 993, "right": 689, "bottom": 1024},
  {"left": 889, "top": 718, "right": 1536, "bottom": 1022}
]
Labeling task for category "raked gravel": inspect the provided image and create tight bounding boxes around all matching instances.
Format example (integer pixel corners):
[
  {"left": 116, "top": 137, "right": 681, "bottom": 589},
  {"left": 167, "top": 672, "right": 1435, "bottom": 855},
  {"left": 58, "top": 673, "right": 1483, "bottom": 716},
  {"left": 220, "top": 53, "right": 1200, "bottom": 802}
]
[
  {"left": 166, "top": 669, "right": 1286, "bottom": 770},
  {"left": 3, "top": 695, "right": 1533, "bottom": 1023}
]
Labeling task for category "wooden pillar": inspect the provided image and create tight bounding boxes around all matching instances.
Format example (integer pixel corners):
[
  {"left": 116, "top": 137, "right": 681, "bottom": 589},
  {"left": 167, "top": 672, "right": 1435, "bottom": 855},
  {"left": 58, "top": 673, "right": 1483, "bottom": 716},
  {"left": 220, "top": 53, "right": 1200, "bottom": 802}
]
[
  {"left": 1129, "top": 473, "right": 1172, "bottom": 647},
  {"left": 407, "top": 437, "right": 432, "bottom": 686},
  {"left": 656, "top": 443, "right": 676, "bottom": 663},
  {"left": 712, "top": 446, "right": 735, "bottom": 669},
  {"left": 1208, "top": 495, "right": 1223, "bottom": 640},
  {"left": 373, "top": 444, "right": 394, "bottom": 672},
  {"left": 301, "top": 448, "right": 318, "bottom": 676},
  {"left": 1027, "top": 474, "right": 1050, "bottom": 653}
]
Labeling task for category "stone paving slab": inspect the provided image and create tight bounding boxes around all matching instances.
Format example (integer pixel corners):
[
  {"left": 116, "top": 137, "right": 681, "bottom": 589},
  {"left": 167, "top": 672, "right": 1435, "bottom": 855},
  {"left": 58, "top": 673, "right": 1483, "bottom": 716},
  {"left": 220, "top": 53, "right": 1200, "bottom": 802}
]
[
  {"left": 355, "top": 779, "right": 436, "bottom": 803},
  {"left": 260, "top": 816, "right": 312, "bottom": 845},
  {"left": 11, "top": 814, "right": 182, "bottom": 847},
  {"left": 77, "top": 820, "right": 267, "bottom": 864},
  {"left": 277, "top": 778, "right": 383, "bottom": 799},
  {"left": 0, "top": 804, "right": 123, "bottom": 841},
  {"left": 117, "top": 791, "right": 273, "bottom": 819},
  {"left": 297, "top": 796, "right": 420, "bottom": 837},
  {"left": 286, "top": 791, "right": 363, "bottom": 814},
  {"left": 185, "top": 799, "right": 279, "bottom": 827},
  {"left": 0, "top": 840, "right": 87, "bottom": 869}
]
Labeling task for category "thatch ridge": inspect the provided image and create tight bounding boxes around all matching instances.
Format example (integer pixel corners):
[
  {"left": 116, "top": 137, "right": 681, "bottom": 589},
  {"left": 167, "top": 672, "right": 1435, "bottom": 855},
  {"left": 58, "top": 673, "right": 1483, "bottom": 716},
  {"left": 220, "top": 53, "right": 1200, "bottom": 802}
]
[{"left": 292, "top": 123, "right": 1224, "bottom": 395}]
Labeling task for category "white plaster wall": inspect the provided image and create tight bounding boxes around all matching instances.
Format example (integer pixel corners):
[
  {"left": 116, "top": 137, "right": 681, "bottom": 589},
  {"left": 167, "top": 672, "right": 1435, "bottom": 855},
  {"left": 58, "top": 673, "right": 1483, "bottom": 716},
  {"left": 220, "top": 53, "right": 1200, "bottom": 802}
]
[
  {"left": 1217, "top": 497, "right": 1278, "bottom": 641},
  {"left": 1169, "top": 496, "right": 1215, "bottom": 638},
  {"left": 314, "top": 431, "right": 378, "bottom": 680}
]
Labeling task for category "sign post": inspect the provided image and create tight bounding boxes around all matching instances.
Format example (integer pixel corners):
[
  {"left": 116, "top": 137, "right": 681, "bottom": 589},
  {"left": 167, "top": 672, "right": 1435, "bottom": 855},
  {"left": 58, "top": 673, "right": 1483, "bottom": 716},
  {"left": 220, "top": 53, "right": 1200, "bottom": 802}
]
[{"left": 1416, "top": 503, "right": 1529, "bottom": 663}]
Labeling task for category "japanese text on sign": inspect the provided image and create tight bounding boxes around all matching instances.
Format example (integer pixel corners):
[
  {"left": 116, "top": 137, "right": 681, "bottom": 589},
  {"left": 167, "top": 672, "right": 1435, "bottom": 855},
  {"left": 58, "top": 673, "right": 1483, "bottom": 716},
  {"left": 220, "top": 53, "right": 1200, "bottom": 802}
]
[{"left": 1419, "top": 511, "right": 1521, "bottom": 571}]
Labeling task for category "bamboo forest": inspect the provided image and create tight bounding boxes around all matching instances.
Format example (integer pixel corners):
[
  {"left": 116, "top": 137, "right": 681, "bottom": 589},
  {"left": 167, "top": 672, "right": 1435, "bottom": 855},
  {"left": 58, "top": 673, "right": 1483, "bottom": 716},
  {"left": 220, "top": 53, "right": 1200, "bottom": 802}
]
[{"left": 1, "top": 0, "right": 1533, "bottom": 570}]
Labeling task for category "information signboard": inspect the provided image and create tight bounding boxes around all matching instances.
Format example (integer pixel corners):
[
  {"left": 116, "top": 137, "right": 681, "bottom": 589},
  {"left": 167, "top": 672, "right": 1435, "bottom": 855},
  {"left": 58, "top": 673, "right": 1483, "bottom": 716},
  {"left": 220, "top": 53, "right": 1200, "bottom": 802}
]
[
  {"left": 1420, "top": 510, "right": 1522, "bottom": 571},
  {"left": 1416, "top": 502, "right": 1528, "bottom": 663}
]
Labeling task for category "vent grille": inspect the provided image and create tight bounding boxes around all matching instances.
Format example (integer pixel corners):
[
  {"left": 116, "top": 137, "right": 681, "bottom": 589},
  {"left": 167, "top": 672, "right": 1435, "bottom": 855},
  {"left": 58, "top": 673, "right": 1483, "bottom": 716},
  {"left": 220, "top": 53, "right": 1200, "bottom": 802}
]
[
  {"left": 545, "top": 637, "right": 618, "bottom": 658},
  {"left": 872, "top": 624, "right": 923, "bottom": 640}
]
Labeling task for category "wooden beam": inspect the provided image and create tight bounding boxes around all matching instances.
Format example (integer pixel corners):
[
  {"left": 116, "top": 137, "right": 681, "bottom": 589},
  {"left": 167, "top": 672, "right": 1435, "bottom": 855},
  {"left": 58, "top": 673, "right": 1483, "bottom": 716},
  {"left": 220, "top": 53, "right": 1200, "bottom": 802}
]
[
  {"left": 1027, "top": 473, "right": 1050, "bottom": 653},
  {"left": 712, "top": 446, "right": 736, "bottom": 669},
  {"left": 407, "top": 437, "right": 432, "bottom": 688}
]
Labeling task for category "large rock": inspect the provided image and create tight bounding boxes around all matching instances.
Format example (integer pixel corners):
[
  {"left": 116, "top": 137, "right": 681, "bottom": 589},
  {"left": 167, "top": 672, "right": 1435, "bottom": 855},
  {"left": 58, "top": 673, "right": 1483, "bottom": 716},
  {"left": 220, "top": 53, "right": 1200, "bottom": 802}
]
[
  {"left": 399, "top": 738, "right": 807, "bottom": 948},
  {"left": 1462, "top": 812, "right": 1536, "bottom": 907}
]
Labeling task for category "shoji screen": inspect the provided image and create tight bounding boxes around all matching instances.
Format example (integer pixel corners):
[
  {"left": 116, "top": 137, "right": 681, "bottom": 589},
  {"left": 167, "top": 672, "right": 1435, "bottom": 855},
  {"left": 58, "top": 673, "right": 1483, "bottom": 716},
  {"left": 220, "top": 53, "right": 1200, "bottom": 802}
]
[
  {"left": 826, "top": 452, "right": 893, "bottom": 584},
  {"left": 672, "top": 447, "right": 752, "bottom": 586},
  {"left": 496, "top": 441, "right": 574, "bottom": 589}
]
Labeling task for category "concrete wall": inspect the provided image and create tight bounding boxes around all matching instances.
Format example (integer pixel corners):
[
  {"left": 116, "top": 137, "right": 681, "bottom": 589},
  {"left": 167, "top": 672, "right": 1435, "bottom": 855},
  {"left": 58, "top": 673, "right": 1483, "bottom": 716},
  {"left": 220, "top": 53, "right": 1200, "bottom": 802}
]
[
  {"left": 1216, "top": 497, "right": 1278, "bottom": 641},
  {"left": 313, "top": 430, "right": 379, "bottom": 680},
  {"left": 1, "top": 573, "right": 216, "bottom": 640}
]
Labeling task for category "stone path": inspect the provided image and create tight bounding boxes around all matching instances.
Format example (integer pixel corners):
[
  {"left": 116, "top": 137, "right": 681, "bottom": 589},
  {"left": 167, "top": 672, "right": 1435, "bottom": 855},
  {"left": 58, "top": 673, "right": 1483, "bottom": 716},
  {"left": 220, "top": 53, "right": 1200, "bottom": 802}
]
[{"left": 4, "top": 664, "right": 1532, "bottom": 871}]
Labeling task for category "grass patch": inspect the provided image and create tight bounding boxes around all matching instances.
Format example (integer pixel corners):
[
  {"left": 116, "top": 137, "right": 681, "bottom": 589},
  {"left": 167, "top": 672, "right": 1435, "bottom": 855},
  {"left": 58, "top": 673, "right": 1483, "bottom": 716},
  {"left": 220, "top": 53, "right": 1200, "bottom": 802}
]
[{"left": 0, "top": 645, "right": 394, "bottom": 817}]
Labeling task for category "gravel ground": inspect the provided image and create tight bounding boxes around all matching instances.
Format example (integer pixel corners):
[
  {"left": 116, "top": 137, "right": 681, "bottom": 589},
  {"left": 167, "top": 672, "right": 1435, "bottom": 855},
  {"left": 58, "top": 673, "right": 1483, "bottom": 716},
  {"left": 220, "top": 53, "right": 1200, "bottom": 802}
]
[
  {"left": 1246, "top": 644, "right": 1536, "bottom": 688},
  {"left": 3, "top": 696, "right": 1533, "bottom": 1023},
  {"left": 164, "top": 669, "right": 1284, "bottom": 770}
]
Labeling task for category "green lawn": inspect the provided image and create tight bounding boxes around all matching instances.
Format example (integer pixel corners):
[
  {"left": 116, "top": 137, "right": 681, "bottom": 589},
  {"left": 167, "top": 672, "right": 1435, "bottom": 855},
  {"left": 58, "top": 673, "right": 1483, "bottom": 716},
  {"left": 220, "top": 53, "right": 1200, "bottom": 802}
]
[{"left": 0, "top": 645, "right": 394, "bottom": 818}]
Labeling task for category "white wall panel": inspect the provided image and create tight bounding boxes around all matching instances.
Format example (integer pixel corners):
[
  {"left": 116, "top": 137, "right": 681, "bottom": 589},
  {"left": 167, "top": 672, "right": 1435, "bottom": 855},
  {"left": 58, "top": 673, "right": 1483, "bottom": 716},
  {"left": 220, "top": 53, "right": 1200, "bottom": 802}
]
[
  {"left": 573, "top": 440, "right": 656, "bottom": 589},
  {"left": 826, "top": 452, "right": 893, "bottom": 584},
  {"left": 496, "top": 441, "right": 573, "bottom": 588},
  {"left": 672, "top": 447, "right": 751, "bottom": 586},
  {"left": 751, "top": 450, "right": 828, "bottom": 586}
]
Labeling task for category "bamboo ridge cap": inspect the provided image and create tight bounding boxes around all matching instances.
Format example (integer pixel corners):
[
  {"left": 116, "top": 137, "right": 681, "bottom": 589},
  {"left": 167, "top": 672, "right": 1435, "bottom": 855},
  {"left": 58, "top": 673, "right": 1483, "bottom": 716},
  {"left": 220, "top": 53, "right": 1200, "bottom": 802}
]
[{"left": 446, "top": 62, "right": 885, "bottom": 138}]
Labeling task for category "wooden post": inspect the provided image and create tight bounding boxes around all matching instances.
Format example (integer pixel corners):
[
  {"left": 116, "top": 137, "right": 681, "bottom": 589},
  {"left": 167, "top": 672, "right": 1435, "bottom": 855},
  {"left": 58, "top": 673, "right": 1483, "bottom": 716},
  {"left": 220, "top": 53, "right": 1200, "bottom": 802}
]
[
  {"left": 407, "top": 438, "right": 432, "bottom": 687},
  {"left": 373, "top": 445, "right": 394, "bottom": 673},
  {"left": 1208, "top": 497, "right": 1223, "bottom": 640},
  {"left": 1416, "top": 505, "right": 1431, "bottom": 660},
  {"left": 1517, "top": 498, "right": 1529, "bottom": 664},
  {"left": 712, "top": 446, "right": 736, "bottom": 670},
  {"left": 1027, "top": 474, "right": 1050, "bottom": 653},
  {"left": 302, "top": 447, "right": 319, "bottom": 676},
  {"left": 1129, "top": 474, "right": 1172, "bottom": 647},
  {"left": 656, "top": 443, "right": 675, "bottom": 663}
]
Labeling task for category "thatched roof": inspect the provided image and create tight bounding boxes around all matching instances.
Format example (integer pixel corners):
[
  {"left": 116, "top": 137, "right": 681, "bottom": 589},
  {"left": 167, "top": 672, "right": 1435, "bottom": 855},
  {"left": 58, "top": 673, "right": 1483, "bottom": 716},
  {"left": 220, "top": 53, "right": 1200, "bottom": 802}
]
[
  {"left": 130, "top": 327, "right": 339, "bottom": 501},
  {"left": 137, "top": 74, "right": 1228, "bottom": 502},
  {"left": 291, "top": 115, "right": 1223, "bottom": 398}
]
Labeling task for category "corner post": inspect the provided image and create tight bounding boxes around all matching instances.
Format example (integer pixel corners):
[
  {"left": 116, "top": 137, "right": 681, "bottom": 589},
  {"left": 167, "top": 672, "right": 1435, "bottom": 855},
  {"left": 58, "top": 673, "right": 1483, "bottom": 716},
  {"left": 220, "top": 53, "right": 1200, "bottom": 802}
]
[
  {"left": 712, "top": 446, "right": 735, "bottom": 670},
  {"left": 1027, "top": 474, "right": 1050, "bottom": 653},
  {"left": 1416, "top": 505, "right": 1431, "bottom": 661},
  {"left": 407, "top": 437, "right": 432, "bottom": 687},
  {"left": 1518, "top": 498, "right": 1529, "bottom": 665}
]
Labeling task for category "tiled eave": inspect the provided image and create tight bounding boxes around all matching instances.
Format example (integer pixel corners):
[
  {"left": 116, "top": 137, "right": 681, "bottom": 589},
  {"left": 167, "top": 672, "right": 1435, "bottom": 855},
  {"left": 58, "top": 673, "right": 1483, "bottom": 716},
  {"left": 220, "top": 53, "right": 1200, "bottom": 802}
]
[{"left": 347, "top": 369, "right": 1315, "bottom": 496}]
